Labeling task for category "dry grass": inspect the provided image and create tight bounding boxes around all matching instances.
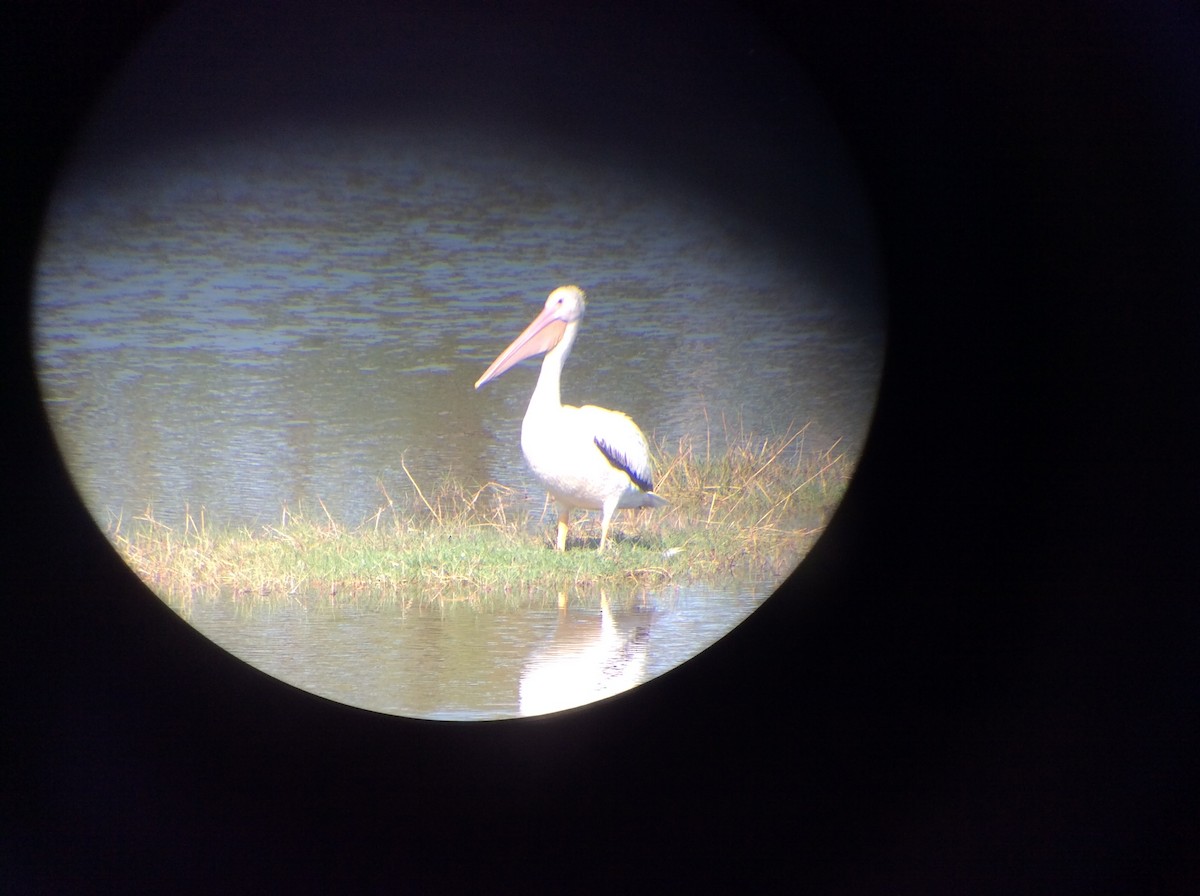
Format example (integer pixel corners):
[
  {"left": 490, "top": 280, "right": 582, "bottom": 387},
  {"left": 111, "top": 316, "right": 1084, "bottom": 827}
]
[{"left": 112, "top": 421, "right": 850, "bottom": 601}]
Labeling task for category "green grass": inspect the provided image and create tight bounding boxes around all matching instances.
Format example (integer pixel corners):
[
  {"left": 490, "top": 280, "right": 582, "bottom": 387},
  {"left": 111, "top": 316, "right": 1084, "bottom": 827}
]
[{"left": 111, "top": 422, "right": 850, "bottom": 602}]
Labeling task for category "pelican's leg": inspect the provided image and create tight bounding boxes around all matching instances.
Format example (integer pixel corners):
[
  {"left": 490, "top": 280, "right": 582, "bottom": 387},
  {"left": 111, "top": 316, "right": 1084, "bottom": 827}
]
[
  {"left": 556, "top": 504, "right": 570, "bottom": 552},
  {"left": 598, "top": 499, "right": 617, "bottom": 553}
]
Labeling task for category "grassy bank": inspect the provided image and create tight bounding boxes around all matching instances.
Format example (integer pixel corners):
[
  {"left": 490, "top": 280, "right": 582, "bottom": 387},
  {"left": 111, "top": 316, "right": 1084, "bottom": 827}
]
[{"left": 112, "top": 423, "right": 849, "bottom": 601}]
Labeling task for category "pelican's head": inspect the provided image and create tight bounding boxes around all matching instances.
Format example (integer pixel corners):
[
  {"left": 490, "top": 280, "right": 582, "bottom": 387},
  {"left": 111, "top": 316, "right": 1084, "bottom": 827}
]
[
  {"left": 474, "top": 286, "right": 587, "bottom": 389},
  {"left": 543, "top": 284, "right": 587, "bottom": 322}
]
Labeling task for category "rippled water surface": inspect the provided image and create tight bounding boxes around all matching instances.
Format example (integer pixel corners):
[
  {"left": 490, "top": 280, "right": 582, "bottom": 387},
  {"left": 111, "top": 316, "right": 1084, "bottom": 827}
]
[
  {"left": 37, "top": 129, "right": 882, "bottom": 532},
  {"left": 174, "top": 584, "right": 767, "bottom": 720}
]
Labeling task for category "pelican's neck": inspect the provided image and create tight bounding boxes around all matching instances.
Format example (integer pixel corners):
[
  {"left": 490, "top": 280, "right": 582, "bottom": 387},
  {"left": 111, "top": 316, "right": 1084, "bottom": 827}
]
[{"left": 527, "top": 319, "right": 579, "bottom": 417}]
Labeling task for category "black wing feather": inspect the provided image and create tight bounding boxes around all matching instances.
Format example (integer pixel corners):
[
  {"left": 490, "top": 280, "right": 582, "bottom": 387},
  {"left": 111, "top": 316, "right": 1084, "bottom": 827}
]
[{"left": 594, "top": 436, "right": 654, "bottom": 493}]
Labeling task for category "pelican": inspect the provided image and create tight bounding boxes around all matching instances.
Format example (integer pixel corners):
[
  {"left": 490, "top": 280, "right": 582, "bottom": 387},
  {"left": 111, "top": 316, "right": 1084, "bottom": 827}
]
[{"left": 475, "top": 285, "right": 667, "bottom": 551}]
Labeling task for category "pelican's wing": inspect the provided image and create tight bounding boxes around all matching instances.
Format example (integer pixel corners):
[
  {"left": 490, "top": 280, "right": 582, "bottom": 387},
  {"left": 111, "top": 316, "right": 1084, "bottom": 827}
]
[{"left": 579, "top": 405, "right": 656, "bottom": 493}]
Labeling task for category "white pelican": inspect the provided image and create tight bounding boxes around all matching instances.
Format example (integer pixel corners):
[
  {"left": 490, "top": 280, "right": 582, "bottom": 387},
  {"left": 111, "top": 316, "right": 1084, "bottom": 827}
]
[{"left": 475, "top": 285, "right": 667, "bottom": 551}]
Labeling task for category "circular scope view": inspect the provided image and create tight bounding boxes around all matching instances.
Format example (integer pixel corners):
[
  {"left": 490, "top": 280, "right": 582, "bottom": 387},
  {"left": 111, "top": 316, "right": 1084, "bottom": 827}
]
[{"left": 34, "top": 1, "right": 885, "bottom": 718}]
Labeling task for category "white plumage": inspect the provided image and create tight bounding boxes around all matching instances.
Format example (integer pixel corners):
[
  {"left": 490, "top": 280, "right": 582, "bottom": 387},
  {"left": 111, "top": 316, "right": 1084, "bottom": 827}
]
[{"left": 475, "top": 285, "right": 666, "bottom": 551}]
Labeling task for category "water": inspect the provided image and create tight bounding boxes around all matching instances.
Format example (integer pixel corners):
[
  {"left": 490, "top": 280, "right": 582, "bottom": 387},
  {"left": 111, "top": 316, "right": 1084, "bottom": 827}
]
[
  {"left": 31, "top": 6, "right": 885, "bottom": 718},
  {"left": 172, "top": 585, "right": 764, "bottom": 720},
  {"left": 35, "top": 128, "right": 883, "bottom": 533}
]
